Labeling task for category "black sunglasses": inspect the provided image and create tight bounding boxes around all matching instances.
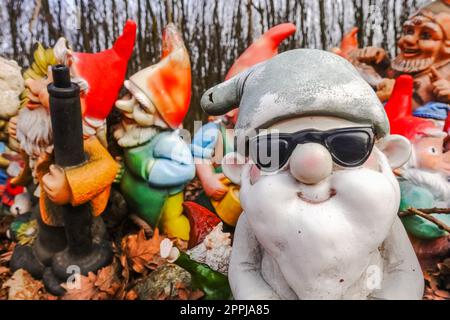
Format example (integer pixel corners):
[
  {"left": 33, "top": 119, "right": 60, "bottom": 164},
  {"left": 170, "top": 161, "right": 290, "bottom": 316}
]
[{"left": 247, "top": 126, "right": 375, "bottom": 172}]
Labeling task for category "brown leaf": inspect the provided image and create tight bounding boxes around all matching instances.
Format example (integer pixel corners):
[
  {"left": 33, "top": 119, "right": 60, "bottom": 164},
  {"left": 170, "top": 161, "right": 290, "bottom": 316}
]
[
  {"left": 121, "top": 228, "right": 166, "bottom": 274},
  {"left": 61, "top": 264, "right": 120, "bottom": 300},
  {"left": 125, "top": 289, "right": 138, "bottom": 300},
  {"left": 173, "top": 281, "right": 204, "bottom": 300},
  {"left": 94, "top": 265, "right": 120, "bottom": 295},
  {"left": 2, "top": 269, "right": 44, "bottom": 300},
  {"left": 0, "top": 249, "right": 13, "bottom": 264}
]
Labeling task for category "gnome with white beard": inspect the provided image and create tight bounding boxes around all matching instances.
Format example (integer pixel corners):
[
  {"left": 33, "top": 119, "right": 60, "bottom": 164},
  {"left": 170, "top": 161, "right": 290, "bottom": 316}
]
[{"left": 200, "top": 49, "right": 424, "bottom": 300}]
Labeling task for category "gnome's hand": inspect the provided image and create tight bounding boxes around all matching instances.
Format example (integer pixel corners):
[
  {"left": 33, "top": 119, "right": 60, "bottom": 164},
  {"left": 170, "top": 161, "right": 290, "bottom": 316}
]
[
  {"left": 203, "top": 173, "right": 229, "bottom": 201},
  {"left": 7, "top": 116, "right": 17, "bottom": 140},
  {"left": 355, "top": 47, "right": 386, "bottom": 64},
  {"left": 432, "top": 78, "right": 450, "bottom": 102},
  {"left": 430, "top": 66, "right": 450, "bottom": 103},
  {"left": 42, "top": 164, "right": 73, "bottom": 205},
  {"left": 376, "top": 78, "right": 395, "bottom": 102}
]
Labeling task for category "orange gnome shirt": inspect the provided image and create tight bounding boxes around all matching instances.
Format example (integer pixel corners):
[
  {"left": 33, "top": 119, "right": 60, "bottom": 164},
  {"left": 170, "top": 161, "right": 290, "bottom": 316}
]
[{"left": 37, "top": 137, "right": 118, "bottom": 226}]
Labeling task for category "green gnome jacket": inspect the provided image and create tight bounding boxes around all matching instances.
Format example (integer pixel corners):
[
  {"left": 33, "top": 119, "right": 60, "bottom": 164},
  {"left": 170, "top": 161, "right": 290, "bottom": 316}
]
[{"left": 120, "top": 130, "right": 195, "bottom": 227}]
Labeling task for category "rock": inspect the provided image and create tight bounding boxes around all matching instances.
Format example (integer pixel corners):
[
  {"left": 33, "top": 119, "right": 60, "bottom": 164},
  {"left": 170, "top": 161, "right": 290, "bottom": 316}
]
[{"left": 133, "top": 264, "right": 192, "bottom": 300}]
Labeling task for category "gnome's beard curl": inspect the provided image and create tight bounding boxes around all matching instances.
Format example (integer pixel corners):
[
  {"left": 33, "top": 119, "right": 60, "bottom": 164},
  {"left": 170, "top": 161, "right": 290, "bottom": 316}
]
[
  {"left": 16, "top": 106, "right": 53, "bottom": 181},
  {"left": 16, "top": 106, "right": 52, "bottom": 158},
  {"left": 238, "top": 149, "right": 400, "bottom": 299},
  {"left": 113, "top": 120, "right": 160, "bottom": 148},
  {"left": 401, "top": 168, "right": 450, "bottom": 204},
  {"left": 392, "top": 56, "right": 434, "bottom": 74}
]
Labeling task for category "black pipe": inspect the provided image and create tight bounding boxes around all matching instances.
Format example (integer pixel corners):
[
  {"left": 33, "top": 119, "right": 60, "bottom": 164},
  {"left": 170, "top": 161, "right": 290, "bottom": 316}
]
[{"left": 47, "top": 64, "right": 92, "bottom": 257}]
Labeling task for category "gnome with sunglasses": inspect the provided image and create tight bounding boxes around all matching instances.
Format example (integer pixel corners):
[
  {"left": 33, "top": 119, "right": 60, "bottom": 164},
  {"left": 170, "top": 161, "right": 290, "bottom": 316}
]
[{"left": 200, "top": 49, "right": 424, "bottom": 299}]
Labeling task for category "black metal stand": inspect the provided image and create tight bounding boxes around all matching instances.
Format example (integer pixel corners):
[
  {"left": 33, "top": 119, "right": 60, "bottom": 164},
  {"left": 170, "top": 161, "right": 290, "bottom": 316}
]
[{"left": 46, "top": 65, "right": 112, "bottom": 287}]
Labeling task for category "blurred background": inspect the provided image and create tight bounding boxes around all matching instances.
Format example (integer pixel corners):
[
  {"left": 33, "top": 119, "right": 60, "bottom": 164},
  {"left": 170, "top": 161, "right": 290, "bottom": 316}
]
[{"left": 0, "top": 0, "right": 429, "bottom": 130}]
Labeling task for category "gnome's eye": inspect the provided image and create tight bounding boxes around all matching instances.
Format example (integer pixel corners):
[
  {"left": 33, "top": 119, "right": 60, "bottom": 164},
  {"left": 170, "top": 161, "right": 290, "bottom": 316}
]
[
  {"left": 420, "top": 32, "right": 431, "bottom": 40},
  {"left": 428, "top": 146, "right": 438, "bottom": 154},
  {"left": 404, "top": 27, "right": 414, "bottom": 35}
]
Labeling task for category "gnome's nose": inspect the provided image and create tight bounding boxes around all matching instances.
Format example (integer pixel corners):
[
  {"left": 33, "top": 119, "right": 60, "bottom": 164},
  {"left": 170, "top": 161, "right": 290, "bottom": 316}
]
[{"left": 289, "top": 143, "right": 333, "bottom": 185}]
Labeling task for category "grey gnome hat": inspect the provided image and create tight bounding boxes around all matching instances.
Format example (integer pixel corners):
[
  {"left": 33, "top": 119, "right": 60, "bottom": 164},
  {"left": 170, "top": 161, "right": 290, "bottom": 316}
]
[{"left": 200, "top": 49, "right": 389, "bottom": 139}]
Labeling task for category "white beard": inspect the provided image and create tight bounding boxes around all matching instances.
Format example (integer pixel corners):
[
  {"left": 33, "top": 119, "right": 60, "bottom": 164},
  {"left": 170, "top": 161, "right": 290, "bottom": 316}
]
[
  {"left": 391, "top": 56, "right": 433, "bottom": 74},
  {"left": 113, "top": 121, "right": 160, "bottom": 148},
  {"left": 401, "top": 168, "right": 450, "bottom": 206},
  {"left": 16, "top": 106, "right": 53, "bottom": 158},
  {"left": 238, "top": 151, "right": 400, "bottom": 299}
]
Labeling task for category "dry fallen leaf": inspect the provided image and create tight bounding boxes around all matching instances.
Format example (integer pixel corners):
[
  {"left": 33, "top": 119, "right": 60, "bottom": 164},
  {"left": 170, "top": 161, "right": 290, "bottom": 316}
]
[
  {"left": 121, "top": 228, "right": 166, "bottom": 274},
  {"left": 125, "top": 289, "right": 138, "bottom": 300},
  {"left": 2, "top": 269, "right": 44, "bottom": 300},
  {"left": 61, "top": 264, "right": 120, "bottom": 300},
  {"left": 175, "top": 281, "right": 204, "bottom": 300}
]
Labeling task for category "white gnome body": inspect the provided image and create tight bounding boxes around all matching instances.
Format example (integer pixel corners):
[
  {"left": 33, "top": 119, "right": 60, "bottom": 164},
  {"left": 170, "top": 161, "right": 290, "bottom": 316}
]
[{"left": 201, "top": 49, "right": 424, "bottom": 300}]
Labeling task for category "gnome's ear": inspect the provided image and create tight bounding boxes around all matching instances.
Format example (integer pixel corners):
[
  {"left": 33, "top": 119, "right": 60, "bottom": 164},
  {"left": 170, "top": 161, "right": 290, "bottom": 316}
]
[
  {"left": 200, "top": 66, "right": 255, "bottom": 116},
  {"left": 376, "top": 134, "right": 411, "bottom": 169}
]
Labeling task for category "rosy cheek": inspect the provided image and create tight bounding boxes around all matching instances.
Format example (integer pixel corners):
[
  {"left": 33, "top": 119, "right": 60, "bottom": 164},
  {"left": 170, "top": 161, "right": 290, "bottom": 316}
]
[
  {"left": 249, "top": 164, "right": 261, "bottom": 185},
  {"left": 39, "top": 90, "right": 50, "bottom": 109},
  {"left": 418, "top": 40, "right": 438, "bottom": 53}
]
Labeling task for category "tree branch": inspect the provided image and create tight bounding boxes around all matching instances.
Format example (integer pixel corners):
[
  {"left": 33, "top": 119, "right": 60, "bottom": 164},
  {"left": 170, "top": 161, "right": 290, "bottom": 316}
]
[{"left": 398, "top": 208, "right": 450, "bottom": 233}]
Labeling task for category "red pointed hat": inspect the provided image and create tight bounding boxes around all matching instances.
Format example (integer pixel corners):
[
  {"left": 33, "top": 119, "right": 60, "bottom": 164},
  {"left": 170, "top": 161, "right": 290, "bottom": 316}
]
[
  {"left": 384, "top": 75, "right": 437, "bottom": 140},
  {"left": 72, "top": 20, "right": 136, "bottom": 120},
  {"left": 225, "top": 23, "right": 296, "bottom": 80},
  {"left": 125, "top": 23, "right": 191, "bottom": 129}
]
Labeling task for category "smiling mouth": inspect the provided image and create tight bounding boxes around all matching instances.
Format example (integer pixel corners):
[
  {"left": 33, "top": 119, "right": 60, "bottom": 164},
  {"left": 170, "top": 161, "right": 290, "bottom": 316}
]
[
  {"left": 297, "top": 189, "right": 336, "bottom": 204},
  {"left": 402, "top": 48, "right": 420, "bottom": 57}
]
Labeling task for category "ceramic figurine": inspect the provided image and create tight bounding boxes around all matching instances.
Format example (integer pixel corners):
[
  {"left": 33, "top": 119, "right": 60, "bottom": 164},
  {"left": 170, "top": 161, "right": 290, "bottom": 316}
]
[
  {"left": 351, "top": 0, "right": 450, "bottom": 111},
  {"left": 113, "top": 23, "right": 194, "bottom": 241},
  {"left": 9, "top": 21, "right": 136, "bottom": 295},
  {"left": 200, "top": 49, "right": 424, "bottom": 299},
  {"left": 187, "top": 222, "right": 232, "bottom": 275},
  {"left": 384, "top": 74, "right": 450, "bottom": 266},
  {"left": 191, "top": 23, "right": 296, "bottom": 226}
]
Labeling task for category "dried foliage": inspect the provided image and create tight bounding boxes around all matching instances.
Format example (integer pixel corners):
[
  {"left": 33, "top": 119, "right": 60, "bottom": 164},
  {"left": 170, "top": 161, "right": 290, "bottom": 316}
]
[
  {"left": 120, "top": 228, "right": 166, "bottom": 275},
  {"left": 61, "top": 264, "right": 121, "bottom": 300},
  {"left": 2, "top": 269, "right": 44, "bottom": 300}
]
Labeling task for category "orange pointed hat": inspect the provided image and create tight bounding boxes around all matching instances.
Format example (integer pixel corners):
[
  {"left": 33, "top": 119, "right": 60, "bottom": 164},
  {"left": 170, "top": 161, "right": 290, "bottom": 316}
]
[
  {"left": 225, "top": 23, "right": 296, "bottom": 80},
  {"left": 125, "top": 23, "right": 191, "bottom": 129},
  {"left": 340, "top": 27, "right": 359, "bottom": 58},
  {"left": 71, "top": 20, "right": 137, "bottom": 120},
  {"left": 384, "top": 75, "right": 437, "bottom": 140}
]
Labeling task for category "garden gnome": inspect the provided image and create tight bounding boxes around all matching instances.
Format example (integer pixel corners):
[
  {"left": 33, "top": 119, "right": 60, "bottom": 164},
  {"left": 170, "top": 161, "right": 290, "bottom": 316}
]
[
  {"left": 191, "top": 23, "right": 296, "bottom": 226},
  {"left": 9, "top": 21, "right": 136, "bottom": 295},
  {"left": 113, "top": 23, "right": 194, "bottom": 241},
  {"left": 201, "top": 49, "right": 424, "bottom": 299},
  {"left": 384, "top": 75, "right": 450, "bottom": 267},
  {"left": 353, "top": 0, "right": 450, "bottom": 111}
]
